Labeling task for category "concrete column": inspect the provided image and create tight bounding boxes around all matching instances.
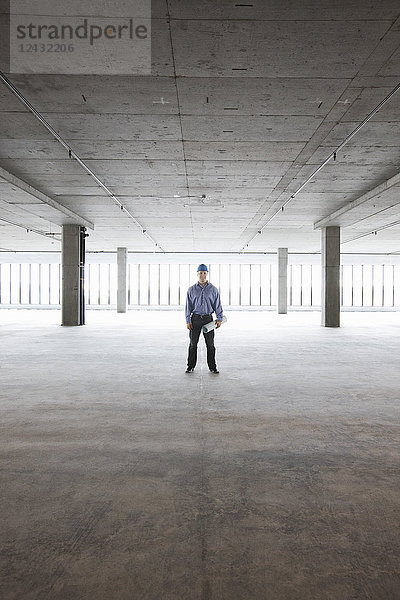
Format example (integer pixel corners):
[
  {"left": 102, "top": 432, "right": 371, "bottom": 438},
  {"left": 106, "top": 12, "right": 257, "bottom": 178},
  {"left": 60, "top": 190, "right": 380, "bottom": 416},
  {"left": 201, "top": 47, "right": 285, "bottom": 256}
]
[
  {"left": 277, "top": 248, "right": 288, "bottom": 314},
  {"left": 321, "top": 226, "right": 340, "bottom": 327},
  {"left": 117, "top": 247, "right": 128, "bottom": 313},
  {"left": 62, "top": 224, "right": 81, "bottom": 326}
]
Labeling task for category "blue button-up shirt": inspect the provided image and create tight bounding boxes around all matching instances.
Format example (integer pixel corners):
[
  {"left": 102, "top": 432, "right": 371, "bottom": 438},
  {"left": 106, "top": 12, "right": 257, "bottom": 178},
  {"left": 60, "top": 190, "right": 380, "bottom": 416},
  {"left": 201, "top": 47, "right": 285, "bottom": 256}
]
[{"left": 185, "top": 282, "right": 224, "bottom": 323}]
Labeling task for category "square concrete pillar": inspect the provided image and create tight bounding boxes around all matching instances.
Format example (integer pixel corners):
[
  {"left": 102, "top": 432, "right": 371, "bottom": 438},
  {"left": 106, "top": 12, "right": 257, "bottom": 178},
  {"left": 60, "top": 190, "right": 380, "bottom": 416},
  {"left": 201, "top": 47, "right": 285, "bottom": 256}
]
[
  {"left": 62, "top": 224, "right": 81, "bottom": 326},
  {"left": 278, "top": 248, "right": 288, "bottom": 314},
  {"left": 117, "top": 247, "right": 128, "bottom": 313},
  {"left": 321, "top": 226, "right": 340, "bottom": 327}
]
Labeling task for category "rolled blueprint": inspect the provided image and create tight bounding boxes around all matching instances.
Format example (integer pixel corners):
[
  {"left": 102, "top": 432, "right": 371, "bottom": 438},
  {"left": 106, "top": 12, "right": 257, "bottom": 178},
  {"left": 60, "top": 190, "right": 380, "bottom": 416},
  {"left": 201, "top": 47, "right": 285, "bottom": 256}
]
[{"left": 202, "top": 315, "right": 227, "bottom": 333}]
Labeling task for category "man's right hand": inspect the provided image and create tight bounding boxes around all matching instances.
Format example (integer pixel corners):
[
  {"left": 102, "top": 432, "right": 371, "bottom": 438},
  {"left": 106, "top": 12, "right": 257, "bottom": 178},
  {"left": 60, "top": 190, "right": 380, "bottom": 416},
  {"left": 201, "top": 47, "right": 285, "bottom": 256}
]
[{"left": 186, "top": 322, "right": 192, "bottom": 330}]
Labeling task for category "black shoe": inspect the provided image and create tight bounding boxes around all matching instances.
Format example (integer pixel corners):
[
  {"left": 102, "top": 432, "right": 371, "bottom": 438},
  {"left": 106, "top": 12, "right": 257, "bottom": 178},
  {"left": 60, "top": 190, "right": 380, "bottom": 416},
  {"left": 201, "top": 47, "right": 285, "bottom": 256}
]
[
  {"left": 209, "top": 368, "right": 219, "bottom": 374},
  {"left": 185, "top": 367, "right": 194, "bottom": 373}
]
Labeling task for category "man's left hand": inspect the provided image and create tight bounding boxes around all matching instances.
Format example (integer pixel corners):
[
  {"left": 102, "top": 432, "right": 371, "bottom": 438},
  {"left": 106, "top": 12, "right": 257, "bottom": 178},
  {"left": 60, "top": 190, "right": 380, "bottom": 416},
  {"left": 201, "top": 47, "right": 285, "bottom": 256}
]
[{"left": 216, "top": 320, "right": 222, "bottom": 328}]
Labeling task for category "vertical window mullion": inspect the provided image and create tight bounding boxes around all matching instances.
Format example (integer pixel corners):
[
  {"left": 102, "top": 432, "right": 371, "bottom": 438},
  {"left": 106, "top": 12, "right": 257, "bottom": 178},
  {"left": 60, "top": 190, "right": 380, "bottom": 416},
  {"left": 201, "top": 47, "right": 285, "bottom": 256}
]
[
  {"left": 108, "top": 264, "right": 111, "bottom": 305},
  {"left": 393, "top": 265, "right": 395, "bottom": 307},
  {"left": 87, "top": 264, "right": 91, "bottom": 305},
  {"left": 340, "top": 264, "right": 344, "bottom": 307},
  {"left": 19, "top": 264, "right": 22, "bottom": 305},
  {"left": 137, "top": 264, "right": 141, "bottom": 305},
  {"left": 38, "top": 264, "right": 42, "bottom": 305},
  {"left": 98, "top": 264, "right": 101, "bottom": 305},
  {"left": 168, "top": 264, "right": 171, "bottom": 306},
  {"left": 178, "top": 264, "right": 181, "bottom": 306},
  {"left": 239, "top": 264, "right": 242, "bottom": 306},
  {"left": 148, "top": 264, "right": 151, "bottom": 305},
  {"left": 249, "top": 264, "right": 252, "bottom": 305},
  {"left": 58, "top": 264, "right": 61, "bottom": 305},
  {"left": 228, "top": 264, "right": 232, "bottom": 306},
  {"left": 269, "top": 264, "right": 272, "bottom": 306},
  {"left": 300, "top": 264, "right": 303, "bottom": 307},
  {"left": 371, "top": 265, "right": 374, "bottom": 306},
  {"left": 351, "top": 265, "right": 354, "bottom": 307},
  {"left": 361, "top": 264, "right": 364, "bottom": 307},
  {"left": 48, "top": 264, "right": 52, "bottom": 305},
  {"left": 158, "top": 264, "right": 161, "bottom": 306},
  {"left": 29, "top": 264, "right": 32, "bottom": 305}
]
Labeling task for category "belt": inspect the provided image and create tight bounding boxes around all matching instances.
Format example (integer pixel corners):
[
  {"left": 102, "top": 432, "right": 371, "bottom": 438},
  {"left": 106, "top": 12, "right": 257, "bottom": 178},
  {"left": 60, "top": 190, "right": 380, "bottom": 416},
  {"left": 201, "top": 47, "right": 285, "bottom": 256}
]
[{"left": 193, "top": 313, "right": 212, "bottom": 318}]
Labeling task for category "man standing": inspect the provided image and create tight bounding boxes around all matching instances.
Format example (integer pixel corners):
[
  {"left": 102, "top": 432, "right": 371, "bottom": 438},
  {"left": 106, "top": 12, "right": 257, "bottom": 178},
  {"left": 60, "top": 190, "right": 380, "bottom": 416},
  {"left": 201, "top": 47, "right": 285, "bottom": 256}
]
[{"left": 185, "top": 264, "right": 224, "bottom": 374}]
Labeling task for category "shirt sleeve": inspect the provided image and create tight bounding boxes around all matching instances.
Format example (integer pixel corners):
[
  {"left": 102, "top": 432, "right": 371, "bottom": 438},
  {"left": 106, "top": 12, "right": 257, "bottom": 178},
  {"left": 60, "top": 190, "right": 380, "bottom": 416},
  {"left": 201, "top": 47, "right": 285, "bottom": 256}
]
[
  {"left": 213, "top": 288, "right": 224, "bottom": 321},
  {"left": 185, "top": 288, "right": 193, "bottom": 323}
]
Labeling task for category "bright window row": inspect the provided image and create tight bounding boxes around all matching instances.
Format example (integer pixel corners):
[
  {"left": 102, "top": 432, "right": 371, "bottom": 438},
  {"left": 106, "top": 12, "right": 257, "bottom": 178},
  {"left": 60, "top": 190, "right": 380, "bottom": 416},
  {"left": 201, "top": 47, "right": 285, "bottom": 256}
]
[{"left": 1, "top": 263, "right": 400, "bottom": 307}]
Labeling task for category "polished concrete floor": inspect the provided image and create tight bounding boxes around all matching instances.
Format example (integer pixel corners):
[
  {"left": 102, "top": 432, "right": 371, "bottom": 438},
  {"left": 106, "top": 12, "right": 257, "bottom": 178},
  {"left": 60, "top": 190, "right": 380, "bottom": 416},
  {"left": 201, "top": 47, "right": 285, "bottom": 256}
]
[{"left": 1, "top": 310, "right": 400, "bottom": 600}]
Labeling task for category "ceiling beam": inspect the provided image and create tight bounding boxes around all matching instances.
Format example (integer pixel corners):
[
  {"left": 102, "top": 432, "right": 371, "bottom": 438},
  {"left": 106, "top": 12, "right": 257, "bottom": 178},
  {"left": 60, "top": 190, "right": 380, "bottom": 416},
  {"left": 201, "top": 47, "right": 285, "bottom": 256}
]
[
  {"left": 0, "top": 166, "right": 94, "bottom": 230},
  {"left": 314, "top": 171, "right": 400, "bottom": 229}
]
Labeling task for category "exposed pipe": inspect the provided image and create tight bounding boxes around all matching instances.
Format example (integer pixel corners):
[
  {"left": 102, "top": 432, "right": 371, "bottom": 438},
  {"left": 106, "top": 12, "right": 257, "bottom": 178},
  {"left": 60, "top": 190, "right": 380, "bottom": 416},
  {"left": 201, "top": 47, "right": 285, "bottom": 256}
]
[
  {"left": 0, "top": 71, "right": 164, "bottom": 253},
  {"left": 240, "top": 82, "right": 400, "bottom": 252},
  {"left": 0, "top": 216, "right": 59, "bottom": 240},
  {"left": 342, "top": 218, "right": 400, "bottom": 245}
]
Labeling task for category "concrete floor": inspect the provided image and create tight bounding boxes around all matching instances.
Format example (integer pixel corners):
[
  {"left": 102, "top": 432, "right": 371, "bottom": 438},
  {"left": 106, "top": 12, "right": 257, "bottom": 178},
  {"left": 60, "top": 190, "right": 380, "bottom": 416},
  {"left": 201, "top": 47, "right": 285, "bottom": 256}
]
[{"left": 1, "top": 310, "right": 400, "bottom": 600}]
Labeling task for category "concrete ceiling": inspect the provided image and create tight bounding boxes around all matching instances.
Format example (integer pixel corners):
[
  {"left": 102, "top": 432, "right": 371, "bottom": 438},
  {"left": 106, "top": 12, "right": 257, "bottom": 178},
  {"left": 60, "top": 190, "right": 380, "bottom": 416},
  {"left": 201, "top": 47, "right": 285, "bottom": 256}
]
[{"left": 0, "top": 0, "right": 400, "bottom": 254}]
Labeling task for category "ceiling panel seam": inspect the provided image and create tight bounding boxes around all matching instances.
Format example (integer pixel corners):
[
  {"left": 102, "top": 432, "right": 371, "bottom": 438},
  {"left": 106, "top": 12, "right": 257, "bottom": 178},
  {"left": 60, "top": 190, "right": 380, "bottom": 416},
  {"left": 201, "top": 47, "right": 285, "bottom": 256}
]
[
  {"left": 0, "top": 71, "right": 165, "bottom": 252},
  {"left": 166, "top": 0, "right": 194, "bottom": 247},
  {"left": 237, "top": 15, "right": 400, "bottom": 250},
  {"left": 238, "top": 87, "right": 400, "bottom": 250}
]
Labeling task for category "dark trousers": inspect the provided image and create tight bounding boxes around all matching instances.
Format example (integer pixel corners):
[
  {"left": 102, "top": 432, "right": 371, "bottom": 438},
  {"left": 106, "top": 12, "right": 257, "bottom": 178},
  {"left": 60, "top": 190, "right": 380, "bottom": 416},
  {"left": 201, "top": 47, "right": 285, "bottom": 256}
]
[{"left": 187, "top": 314, "right": 216, "bottom": 370}]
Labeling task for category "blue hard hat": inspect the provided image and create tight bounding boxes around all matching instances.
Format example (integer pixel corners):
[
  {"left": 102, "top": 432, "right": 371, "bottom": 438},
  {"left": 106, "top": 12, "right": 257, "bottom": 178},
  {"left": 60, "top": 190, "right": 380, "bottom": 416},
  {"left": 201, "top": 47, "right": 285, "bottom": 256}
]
[{"left": 197, "top": 264, "right": 208, "bottom": 272}]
